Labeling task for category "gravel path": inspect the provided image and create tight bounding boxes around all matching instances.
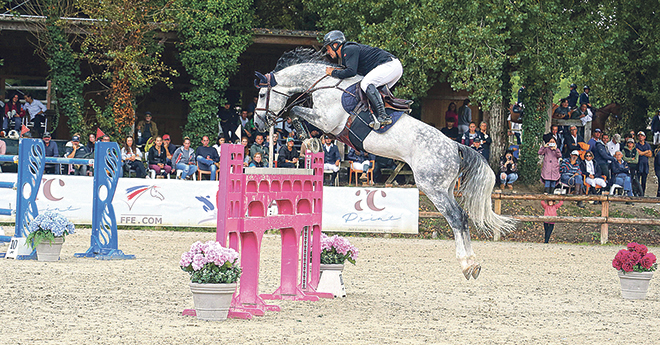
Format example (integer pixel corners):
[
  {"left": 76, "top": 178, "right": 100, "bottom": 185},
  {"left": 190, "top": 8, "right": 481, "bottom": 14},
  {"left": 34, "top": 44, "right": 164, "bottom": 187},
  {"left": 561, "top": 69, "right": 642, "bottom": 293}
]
[{"left": 1, "top": 229, "right": 658, "bottom": 344}]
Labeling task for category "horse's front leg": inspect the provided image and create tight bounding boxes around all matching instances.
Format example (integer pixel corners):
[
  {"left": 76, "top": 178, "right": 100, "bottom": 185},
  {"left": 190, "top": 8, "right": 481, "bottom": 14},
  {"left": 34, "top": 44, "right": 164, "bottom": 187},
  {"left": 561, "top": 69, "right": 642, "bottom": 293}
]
[{"left": 290, "top": 106, "right": 338, "bottom": 134}]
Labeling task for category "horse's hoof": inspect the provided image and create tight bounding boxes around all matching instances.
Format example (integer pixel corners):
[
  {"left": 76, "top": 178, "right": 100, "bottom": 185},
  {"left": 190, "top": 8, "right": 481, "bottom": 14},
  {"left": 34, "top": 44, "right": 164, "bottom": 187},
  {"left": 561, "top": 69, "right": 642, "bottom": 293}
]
[
  {"left": 463, "top": 267, "right": 473, "bottom": 280},
  {"left": 471, "top": 264, "right": 481, "bottom": 279}
]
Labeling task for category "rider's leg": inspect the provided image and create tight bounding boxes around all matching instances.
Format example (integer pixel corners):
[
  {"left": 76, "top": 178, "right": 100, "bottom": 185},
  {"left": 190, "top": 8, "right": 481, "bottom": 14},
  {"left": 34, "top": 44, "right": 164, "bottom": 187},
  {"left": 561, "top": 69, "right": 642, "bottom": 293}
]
[
  {"left": 361, "top": 59, "right": 403, "bottom": 128},
  {"left": 365, "top": 84, "right": 391, "bottom": 127}
]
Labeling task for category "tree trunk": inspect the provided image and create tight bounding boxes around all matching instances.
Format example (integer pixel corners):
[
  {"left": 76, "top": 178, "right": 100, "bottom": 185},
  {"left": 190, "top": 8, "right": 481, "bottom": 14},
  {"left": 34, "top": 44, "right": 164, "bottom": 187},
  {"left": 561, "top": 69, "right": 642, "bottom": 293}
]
[{"left": 488, "top": 101, "right": 507, "bottom": 171}]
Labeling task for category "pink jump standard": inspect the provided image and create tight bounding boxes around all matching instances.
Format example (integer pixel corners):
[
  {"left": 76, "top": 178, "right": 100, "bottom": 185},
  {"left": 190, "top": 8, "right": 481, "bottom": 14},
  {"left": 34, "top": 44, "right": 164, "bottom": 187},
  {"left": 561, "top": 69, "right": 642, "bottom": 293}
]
[{"left": 184, "top": 144, "right": 332, "bottom": 320}]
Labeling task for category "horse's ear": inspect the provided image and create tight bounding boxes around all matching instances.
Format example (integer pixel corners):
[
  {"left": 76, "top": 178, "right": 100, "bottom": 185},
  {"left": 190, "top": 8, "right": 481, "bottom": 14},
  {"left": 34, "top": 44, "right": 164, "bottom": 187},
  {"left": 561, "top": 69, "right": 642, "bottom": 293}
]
[
  {"left": 268, "top": 72, "right": 277, "bottom": 87},
  {"left": 254, "top": 71, "right": 267, "bottom": 88}
]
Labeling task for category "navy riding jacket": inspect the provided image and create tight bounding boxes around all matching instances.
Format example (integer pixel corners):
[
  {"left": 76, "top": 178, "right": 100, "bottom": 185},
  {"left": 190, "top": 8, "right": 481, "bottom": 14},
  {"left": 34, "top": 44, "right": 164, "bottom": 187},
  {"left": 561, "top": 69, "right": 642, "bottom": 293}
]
[{"left": 331, "top": 42, "right": 395, "bottom": 80}]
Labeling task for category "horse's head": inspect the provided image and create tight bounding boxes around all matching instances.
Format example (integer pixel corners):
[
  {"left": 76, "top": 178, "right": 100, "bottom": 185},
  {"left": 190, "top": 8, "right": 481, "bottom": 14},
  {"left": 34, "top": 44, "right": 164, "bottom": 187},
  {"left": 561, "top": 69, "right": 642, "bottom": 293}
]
[
  {"left": 254, "top": 71, "right": 290, "bottom": 132},
  {"left": 610, "top": 102, "right": 622, "bottom": 121}
]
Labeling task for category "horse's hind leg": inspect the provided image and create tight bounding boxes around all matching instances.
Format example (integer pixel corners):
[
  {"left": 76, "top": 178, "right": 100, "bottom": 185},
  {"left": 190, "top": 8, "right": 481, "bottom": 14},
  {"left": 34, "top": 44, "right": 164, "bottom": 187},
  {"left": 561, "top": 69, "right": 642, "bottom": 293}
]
[{"left": 423, "top": 187, "right": 480, "bottom": 280}]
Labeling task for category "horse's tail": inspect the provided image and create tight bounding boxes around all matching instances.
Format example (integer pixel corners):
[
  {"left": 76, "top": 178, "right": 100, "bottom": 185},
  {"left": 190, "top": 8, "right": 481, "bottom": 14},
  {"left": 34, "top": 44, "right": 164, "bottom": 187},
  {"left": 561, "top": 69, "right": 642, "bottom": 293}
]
[{"left": 456, "top": 145, "right": 517, "bottom": 236}]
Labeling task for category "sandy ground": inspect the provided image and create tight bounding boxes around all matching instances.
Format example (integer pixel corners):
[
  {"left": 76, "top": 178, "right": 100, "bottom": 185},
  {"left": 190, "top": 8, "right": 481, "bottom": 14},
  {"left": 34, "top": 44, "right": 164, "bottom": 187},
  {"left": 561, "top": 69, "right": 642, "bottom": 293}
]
[{"left": 1, "top": 229, "right": 659, "bottom": 345}]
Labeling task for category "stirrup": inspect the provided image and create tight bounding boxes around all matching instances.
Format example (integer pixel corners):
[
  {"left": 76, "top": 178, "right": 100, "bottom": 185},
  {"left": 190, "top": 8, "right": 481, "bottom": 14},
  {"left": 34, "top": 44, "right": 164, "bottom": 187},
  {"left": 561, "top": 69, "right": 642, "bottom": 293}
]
[{"left": 378, "top": 115, "right": 393, "bottom": 126}]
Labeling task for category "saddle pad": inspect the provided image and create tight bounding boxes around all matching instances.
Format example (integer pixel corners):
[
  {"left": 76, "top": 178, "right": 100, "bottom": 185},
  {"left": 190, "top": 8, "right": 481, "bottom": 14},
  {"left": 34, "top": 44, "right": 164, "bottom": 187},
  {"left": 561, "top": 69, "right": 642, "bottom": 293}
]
[
  {"left": 340, "top": 82, "right": 361, "bottom": 114},
  {"left": 345, "top": 108, "right": 404, "bottom": 152}
]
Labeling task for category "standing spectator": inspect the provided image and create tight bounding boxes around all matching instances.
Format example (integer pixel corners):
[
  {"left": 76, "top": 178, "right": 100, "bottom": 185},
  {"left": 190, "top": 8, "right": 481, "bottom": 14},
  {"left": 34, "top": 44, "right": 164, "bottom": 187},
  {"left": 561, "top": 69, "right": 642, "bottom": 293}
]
[
  {"left": 622, "top": 138, "right": 639, "bottom": 186},
  {"left": 538, "top": 138, "right": 561, "bottom": 194},
  {"left": 611, "top": 151, "right": 633, "bottom": 197},
  {"left": 172, "top": 137, "right": 197, "bottom": 180},
  {"left": 636, "top": 131, "right": 652, "bottom": 195},
  {"left": 592, "top": 134, "right": 615, "bottom": 181},
  {"left": 249, "top": 134, "right": 269, "bottom": 165},
  {"left": 581, "top": 152, "right": 607, "bottom": 193},
  {"left": 654, "top": 146, "right": 660, "bottom": 197},
  {"left": 3, "top": 92, "right": 25, "bottom": 136},
  {"left": 136, "top": 112, "right": 158, "bottom": 145},
  {"left": 277, "top": 137, "right": 299, "bottom": 168},
  {"left": 543, "top": 125, "right": 564, "bottom": 154},
  {"left": 579, "top": 86, "right": 591, "bottom": 109},
  {"left": 541, "top": 200, "right": 563, "bottom": 243},
  {"left": 652, "top": 109, "right": 660, "bottom": 145},
  {"left": 218, "top": 103, "right": 238, "bottom": 142},
  {"left": 64, "top": 135, "right": 90, "bottom": 176},
  {"left": 457, "top": 99, "right": 471, "bottom": 136},
  {"left": 43, "top": 132, "right": 59, "bottom": 174},
  {"left": 148, "top": 136, "right": 171, "bottom": 177},
  {"left": 162, "top": 134, "right": 176, "bottom": 167},
  {"left": 560, "top": 151, "right": 585, "bottom": 203},
  {"left": 196, "top": 136, "right": 220, "bottom": 180},
  {"left": 567, "top": 83, "right": 579, "bottom": 109},
  {"left": 322, "top": 136, "right": 341, "bottom": 184},
  {"left": 121, "top": 136, "right": 146, "bottom": 178},
  {"left": 445, "top": 102, "right": 458, "bottom": 127},
  {"left": 440, "top": 118, "right": 459, "bottom": 142},
  {"left": 86, "top": 133, "right": 96, "bottom": 153},
  {"left": 479, "top": 121, "right": 492, "bottom": 161},
  {"left": 499, "top": 150, "right": 518, "bottom": 190},
  {"left": 237, "top": 110, "right": 255, "bottom": 143},
  {"left": 23, "top": 93, "right": 47, "bottom": 138},
  {"left": 247, "top": 96, "right": 258, "bottom": 115},
  {"left": 563, "top": 126, "right": 584, "bottom": 158},
  {"left": 348, "top": 147, "right": 375, "bottom": 181},
  {"left": 0, "top": 138, "right": 4, "bottom": 172},
  {"left": 607, "top": 133, "right": 621, "bottom": 156},
  {"left": 461, "top": 122, "right": 483, "bottom": 147}
]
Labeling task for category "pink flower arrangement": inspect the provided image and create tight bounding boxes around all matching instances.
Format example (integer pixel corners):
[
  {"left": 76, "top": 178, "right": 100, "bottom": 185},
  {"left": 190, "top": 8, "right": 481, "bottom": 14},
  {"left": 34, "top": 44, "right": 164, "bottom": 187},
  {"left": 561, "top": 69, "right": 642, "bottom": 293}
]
[
  {"left": 612, "top": 242, "right": 657, "bottom": 273},
  {"left": 320, "top": 233, "right": 359, "bottom": 265},
  {"left": 180, "top": 241, "right": 242, "bottom": 283}
]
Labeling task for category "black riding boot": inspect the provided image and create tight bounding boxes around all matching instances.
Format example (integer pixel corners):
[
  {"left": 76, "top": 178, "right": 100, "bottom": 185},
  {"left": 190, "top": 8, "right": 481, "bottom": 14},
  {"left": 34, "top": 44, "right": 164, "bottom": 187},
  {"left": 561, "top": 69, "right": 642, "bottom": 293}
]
[{"left": 365, "top": 84, "right": 392, "bottom": 128}]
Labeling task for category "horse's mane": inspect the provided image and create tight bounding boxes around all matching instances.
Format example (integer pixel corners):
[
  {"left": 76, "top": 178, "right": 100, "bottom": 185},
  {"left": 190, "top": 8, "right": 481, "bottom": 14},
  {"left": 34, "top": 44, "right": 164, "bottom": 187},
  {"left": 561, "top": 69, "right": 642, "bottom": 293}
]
[{"left": 273, "top": 47, "right": 339, "bottom": 72}]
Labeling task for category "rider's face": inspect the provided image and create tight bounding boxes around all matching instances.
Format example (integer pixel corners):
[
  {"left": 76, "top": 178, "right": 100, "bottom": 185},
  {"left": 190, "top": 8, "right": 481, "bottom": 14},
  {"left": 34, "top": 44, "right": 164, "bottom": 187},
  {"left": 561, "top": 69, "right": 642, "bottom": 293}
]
[{"left": 325, "top": 45, "right": 337, "bottom": 59}]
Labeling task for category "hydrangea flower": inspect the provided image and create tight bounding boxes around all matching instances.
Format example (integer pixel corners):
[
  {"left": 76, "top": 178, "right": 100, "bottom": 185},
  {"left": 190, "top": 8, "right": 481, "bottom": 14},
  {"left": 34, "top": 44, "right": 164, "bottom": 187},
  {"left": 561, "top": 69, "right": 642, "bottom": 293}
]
[
  {"left": 180, "top": 241, "right": 241, "bottom": 284},
  {"left": 613, "top": 243, "right": 657, "bottom": 273},
  {"left": 25, "top": 212, "right": 75, "bottom": 248},
  {"left": 320, "top": 233, "right": 358, "bottom": 265}
]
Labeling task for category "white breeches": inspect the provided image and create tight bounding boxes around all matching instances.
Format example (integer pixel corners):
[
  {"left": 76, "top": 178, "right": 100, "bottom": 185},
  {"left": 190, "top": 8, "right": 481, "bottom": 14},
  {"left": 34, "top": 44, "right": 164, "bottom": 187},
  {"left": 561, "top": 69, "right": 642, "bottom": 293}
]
[
  {"left": 360, "top": 59, "right": 403, "bottom": 92},
  {"left": 352, "top": 161, "right": 372, "bottom": 172},
  {"left": 324, "top": 163, "right": 339, "bottom": 172},
  {"left": 585, "top": 177, "right": 607, "bottom": 188}
]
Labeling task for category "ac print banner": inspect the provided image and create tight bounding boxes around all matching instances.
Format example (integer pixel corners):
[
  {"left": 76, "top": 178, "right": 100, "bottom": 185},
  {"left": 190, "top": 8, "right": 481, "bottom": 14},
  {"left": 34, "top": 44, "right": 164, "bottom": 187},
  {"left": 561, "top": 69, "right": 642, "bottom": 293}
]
[{"left": 322, "top": 187, "right": 419, "bottom": 234}]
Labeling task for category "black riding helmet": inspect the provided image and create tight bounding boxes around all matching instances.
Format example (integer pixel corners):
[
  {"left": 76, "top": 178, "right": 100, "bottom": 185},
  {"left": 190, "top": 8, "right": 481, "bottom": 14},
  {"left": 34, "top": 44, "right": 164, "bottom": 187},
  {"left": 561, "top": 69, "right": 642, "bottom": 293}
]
[
  {"left": 323, "top": 30, "right": 346, "bottom": 54},
  {"left": 584, "top": 85, "right": 590, "bottom": 90},
  {"left": 570, "top": 83, "right": 577, "bottom": 89}
]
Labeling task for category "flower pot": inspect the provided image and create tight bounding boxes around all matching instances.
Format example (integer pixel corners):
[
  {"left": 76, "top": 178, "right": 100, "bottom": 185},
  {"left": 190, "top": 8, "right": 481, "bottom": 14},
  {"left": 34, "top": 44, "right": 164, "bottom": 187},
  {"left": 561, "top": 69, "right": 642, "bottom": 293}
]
[
  {"left": 618, "top": 271, "right": 653, "bottom": 300},
  {"left": 189, "top": 282, "right": 237, "bottom": 321},
  {"left": 316, "top": 264, "right": 346, "bottom": 298},
  {"left": 36, "top": 237, "right": 65, "bottom": 262}
]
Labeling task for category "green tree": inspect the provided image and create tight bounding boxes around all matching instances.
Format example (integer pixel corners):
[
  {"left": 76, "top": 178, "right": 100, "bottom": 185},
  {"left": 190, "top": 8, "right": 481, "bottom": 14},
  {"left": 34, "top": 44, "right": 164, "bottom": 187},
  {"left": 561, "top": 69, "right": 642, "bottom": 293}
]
[{"left": 173, "top": 0, "right": 253, "bottom": 143}]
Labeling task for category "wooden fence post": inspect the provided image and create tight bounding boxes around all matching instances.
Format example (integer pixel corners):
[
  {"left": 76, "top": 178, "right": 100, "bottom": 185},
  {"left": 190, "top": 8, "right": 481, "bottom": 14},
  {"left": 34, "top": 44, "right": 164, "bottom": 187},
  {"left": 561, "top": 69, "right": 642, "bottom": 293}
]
[
  {"left": 600, "top": 197, "right": 609, "bottom": 244},
  {"left": 493, "top": 196, "right": 502, "bottom": 242}
]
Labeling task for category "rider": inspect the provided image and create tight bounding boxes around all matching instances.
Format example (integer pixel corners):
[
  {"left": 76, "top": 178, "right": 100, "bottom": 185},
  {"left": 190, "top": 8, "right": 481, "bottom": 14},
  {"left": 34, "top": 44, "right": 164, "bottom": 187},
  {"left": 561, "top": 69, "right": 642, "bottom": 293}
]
[
  {"left": 567, "top": 83, "right": 579, "bottom": 109},
  {"left": 322, "top": 30, "right": 402, "bottom": 128}
]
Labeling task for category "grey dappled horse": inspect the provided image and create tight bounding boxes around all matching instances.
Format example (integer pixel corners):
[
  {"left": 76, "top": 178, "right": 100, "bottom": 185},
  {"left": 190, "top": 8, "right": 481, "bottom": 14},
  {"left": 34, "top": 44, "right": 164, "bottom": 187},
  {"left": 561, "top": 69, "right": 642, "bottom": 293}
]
[{"left": 254, "top": 49, "right": 516, "bottom": 279}]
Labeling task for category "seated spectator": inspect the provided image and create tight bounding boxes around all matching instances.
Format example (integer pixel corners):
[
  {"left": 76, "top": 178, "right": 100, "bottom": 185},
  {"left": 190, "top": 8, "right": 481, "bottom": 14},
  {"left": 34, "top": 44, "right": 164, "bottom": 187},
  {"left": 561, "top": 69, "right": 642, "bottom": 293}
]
[
  {"left": 538, "top": 138, "right": 561, "bottom": 194},
  {"left": 43, "top": 133, "right": 59, "bottom": 174},
  {"left": 610, "top": 151, "right": 633, "bottom": 196},
  {"left": 277, "top": 137, "right": 299, "bottom": 168},
  {"left": 440, "top": 118, "right": 459, "bottom": 142},
  {"left": 100, "top": 135, "right": 110, "bottom": 142},
  {"left": 86, "top": 133, "right": 96, "bottom": 153},
  {"left": 479, "top": 122, "right": 492, "bottom": 161},
  {"left": 196, "top": 136, "right": 220, "bottom": 180},
  {"left": 172, "top": 137, "right": 197, "bottom": 180},
  {"left": 271, "top": 132, "right": 283, "bottom": 153},
  {"left": 322, "top": 135, "right": 341, "bottom": 184},
  {"left": 622, "top": 138, "right": 639, "bottom": 180},
  {"left": 471, "top": 139, "right": 485, "bottom": 157},
  {"left": 241, "top": 136, "right": 251, "bottom": 166},
  {"left": 3, "top": 92, "right": 25, "bottom": 136},
  {"left": 563, "top": 125, "right": 584, "bottom": 158},
  {"left": 121, "top": 136, "right": 146, "bottom": 178},
  {"left": 249, "top": 134, "right": 269, "bottom": 165},
  {"left": 65, "top": 135, "right": 91, "bottom": 176},
  {"left": 552, "top": 98, "right": 571, "bottom": 119},
  {"left": 591, "top": 133, "right": 615, "bottom": 180},
  {"left": 636, "top": 131, "right": 652, "bottom": 196},
  {"left": 213, "top": 136, "right": 225, "bottom": 157},
  {"left": 162, "top": 134, "right": 176, "bottom": 167},
  {"left": 499, "top": 150, "right": 518, "bottom": 190},
  {"left": 23, "top": 93, "right": 47, "bottom": 138},
  {"left": 607, "top": 133, "right": 621, "bottom": 157},
  {"left": 587, "top": 128, "right": 602, "bottom": 151},
  {"left": 348, "top": 147, "right": 375, "bottom": 181},
  {"left": 461, "top": 122, "right": 483, "bottom": 147},
  {"left": 148, "top": 136, "right": 171, "bottom": 177},
  {"left": 445, "top": 102, "right": 458, "bottom": 128},
  {"left": 581, "top": 152, "right": 607, "bottom": 193},
  {"left": 573, "top": 103, "right": 593, "bottom": 130},
  {"left": 249, "top": 152, "right": 266, "bottom": 168},
  {"left": 559, "top": 150, "right": 584, "bottom": 197}
]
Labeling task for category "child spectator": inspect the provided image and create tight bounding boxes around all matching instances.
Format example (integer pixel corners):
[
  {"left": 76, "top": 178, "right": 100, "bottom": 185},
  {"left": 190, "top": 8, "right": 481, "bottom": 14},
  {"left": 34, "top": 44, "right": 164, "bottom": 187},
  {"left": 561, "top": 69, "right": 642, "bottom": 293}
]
[
  {"left": 440, "top": 118, "right": 459, "bottom": 142},
  {"left": 541, "top": 200, "right": 563, "bottom": 243},
  {"left": 461, "top": 122, "right": 483, "bottom": 147}
]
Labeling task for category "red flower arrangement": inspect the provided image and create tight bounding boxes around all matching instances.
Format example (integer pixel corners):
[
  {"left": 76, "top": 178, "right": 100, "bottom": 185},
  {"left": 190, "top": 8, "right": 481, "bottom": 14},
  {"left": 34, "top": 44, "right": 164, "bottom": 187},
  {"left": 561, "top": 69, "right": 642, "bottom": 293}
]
[{"left": 612, "top": 242, "right": 657, "bottom": 273}]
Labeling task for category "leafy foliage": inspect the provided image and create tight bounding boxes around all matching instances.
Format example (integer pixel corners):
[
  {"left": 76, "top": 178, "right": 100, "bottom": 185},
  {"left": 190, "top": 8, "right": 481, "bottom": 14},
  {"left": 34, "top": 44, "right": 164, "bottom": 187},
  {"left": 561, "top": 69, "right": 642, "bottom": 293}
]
[
  {"left": 173, "top": 0, "right": 253, "bottom": 144},
  {"left": 182, "top": 261, "right": 242, "bottom": 284},
  {"left": 253, "top": 0, "right": 319, "bottom": 30}
]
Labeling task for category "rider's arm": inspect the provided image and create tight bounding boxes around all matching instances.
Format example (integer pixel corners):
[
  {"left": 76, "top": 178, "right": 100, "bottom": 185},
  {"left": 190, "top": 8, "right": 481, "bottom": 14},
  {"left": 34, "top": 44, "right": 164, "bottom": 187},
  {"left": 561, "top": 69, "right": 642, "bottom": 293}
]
[{"left": 331, "top": 45, "right": 359, "bottom": 79}]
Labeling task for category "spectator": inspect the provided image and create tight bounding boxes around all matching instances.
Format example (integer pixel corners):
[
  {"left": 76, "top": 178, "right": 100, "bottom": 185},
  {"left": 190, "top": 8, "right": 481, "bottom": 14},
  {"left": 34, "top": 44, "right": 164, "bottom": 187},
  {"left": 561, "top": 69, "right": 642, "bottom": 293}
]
[
  {"left": 348, "top": 147, "right": 375, "bottom": 182},
  {"left": 241, "top": 137, "right": 251, "bottom": 166},
  {"left": 249, "top": 134, "right": 269, "bottom": 165},
  {"left": 196, "top": 136, "right": 220, "bottom": 180},
  {"left": 86, "top": 133, "right": 96, "bottom": 153},
  {"left": 607, "top": 133, "right": 621, "bottom": 156},
  {"left": 43, "top": 132, "right": 59, "bottom": 174},
  {"left": 652, "top": 108, "right": 660, "bottom": 145},
  {"left": 23, "top": 93, "right": 47, "bottom": 138},
  {"left": 64, "top": 135, "right": 91, "bottom": 176},
  {"left": 218, "top": 103, "right": 238, "bottom": 142},
  {"left": 247, "top": 96, "right": 258, "bottom": 115},
  {"left": 654, "top": 146, "right": 660, "bottom": 197},
  {"left": 461, "top": 122, "right": 483, "bottom": 147},
  {"left": 507, "top": 113, "right": 522, "bottom": 148},
  {"left": 172, "top": 137, "right": 197, "bottom": 180},
  {"left": 543, "top": 125, "right": 564, "bottom": 154},
  {"left": 479, "top": 121, "right": 492, "bottom": 161},
  {"left": 101, "top": 135, "right": 110, "bottom": 142},
  {"left": 581, "top": 151, "right": 607, "bottom": 193},
  {"left": 0, "top": 138, "right": 4, "bottom": 172},
  {"left": 162, "top": 134, "right": 176, "bottom": 167},
  {"left": 592, "top": 132, "right": 615, "bottom": 181},
  {"left": 517, "top": 85, "right": 526, "bottom": 105},
  {"left": 636, "top": 131, "right": 652, "bottom": 195},
  {"left": 121, "top": 136, "right": 146, "bottom": 178},
  {"left": 322, "top": 135, "right": 341, "bottom": 184},
  {"left": 579, "top": 85, "right": 591, "bottom": 109},
  {"left": 238, "top": 110, "right": 254, "bottom": 143},
  {"left": 3, "top": 92, "right": 25, "bottom": 136},
  {"left": 560, "top": 151, "right": 585, "bottom": 202},
  {"left": 553, "top": 98, "right": 571, "bottom": 119},
  {"left": 148, "top": 136, "right": 171, "bottom": 177},
  {"left": 499, "top": 150, "right": 518, "bottom": 190},
  {"left": 622, "top": 138, "right": 639, "bottom": 182},
  {"left": 573, "top": 103, "right": 593, "bottom": 129},
  {"left": 538, "top": 138, "right": 561, "bottom": 194},
  {"left": 507, "top": 130, "right": 520, "bottom": 159},
  {"left": 440, "top": 118, "right": 459, "bottom": 142},
  {"left": 213, "top": 136, "right": 225, "bottom": 157},
  {"left": 457, "top": 99, "right": 471, "bottom": 135},
  {"left": 563, "top": 125, "right": 584, "bottom": 158},
  {"left": 277, "top": 137, "right": 299, "bottom": 168},
  {"left": 625, "top": 130, "right": 636, "bottom": 140},
  {"left": 249, "top": 152, "right": 265, "bottom": 167},
  {"left": 567, "top": 83, "right": 579, "bottom": 109},
  {"left": 471, "top": 139, "right": 485, "bottom": 156},
  {"left": 445, "top": 102, "right": 458, "bottom": 127},
  {"left": 611, "top": 151, "right": 633, "bottom": 197},
  {"left": 136, "top": 112, "right": 158, "bottom": 145},
  {"left": 541, "top": 200, "right": 563, "bottom": 243}
]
